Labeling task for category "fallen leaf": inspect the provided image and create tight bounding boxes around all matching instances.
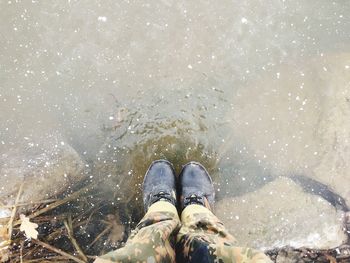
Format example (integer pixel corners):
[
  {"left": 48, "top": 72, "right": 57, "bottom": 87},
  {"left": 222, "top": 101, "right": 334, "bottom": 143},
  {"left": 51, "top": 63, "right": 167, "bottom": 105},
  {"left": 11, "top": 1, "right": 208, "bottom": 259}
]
[
  {"left": 105, "top": 214, "right": 124, "bottom": 246},
  {"left": 19, "top": 214, "right": 38, "bottom": 239}
]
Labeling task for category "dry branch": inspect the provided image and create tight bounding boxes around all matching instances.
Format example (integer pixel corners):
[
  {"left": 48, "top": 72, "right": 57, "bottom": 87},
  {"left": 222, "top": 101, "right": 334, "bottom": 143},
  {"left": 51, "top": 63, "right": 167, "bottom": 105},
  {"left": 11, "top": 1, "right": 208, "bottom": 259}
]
[
  {"left": 8, "top": 183, "right": 24, "bottom": 240},
  {"left": 13, "top": 184, "right": 93, "bottom": 227},
  {"left": 64, "top": 215, "right": 88, "bottom": 262},
  {"left": 32, "top": 239, "right": 86, "bottom": 263}
]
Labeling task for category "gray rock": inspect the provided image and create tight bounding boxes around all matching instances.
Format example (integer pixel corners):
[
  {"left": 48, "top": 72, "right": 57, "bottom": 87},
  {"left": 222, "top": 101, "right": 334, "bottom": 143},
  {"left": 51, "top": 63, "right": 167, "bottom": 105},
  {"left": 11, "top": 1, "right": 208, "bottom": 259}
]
[
  {"left": 215, "top": 177, "right": 347, "bottom": 250},
  {"left": 310, "top": 53, "right": 350, "bottom": 208},
  {"left": 227, "top": 53, "right": 350, "bottom": 208}
]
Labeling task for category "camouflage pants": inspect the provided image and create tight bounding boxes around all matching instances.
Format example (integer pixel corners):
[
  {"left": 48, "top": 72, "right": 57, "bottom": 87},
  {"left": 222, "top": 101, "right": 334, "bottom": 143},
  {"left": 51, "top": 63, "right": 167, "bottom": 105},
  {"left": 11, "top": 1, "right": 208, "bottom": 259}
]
[{"left": 95, "top": 201, "right": 271, "bottom": 263}]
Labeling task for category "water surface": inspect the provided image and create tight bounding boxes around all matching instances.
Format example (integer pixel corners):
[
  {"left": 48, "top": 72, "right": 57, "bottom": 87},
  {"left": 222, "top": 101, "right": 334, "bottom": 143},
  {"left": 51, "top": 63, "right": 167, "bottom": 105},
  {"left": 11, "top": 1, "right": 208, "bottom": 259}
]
[{"left": 1, "top": 0, "right": 350, "bottom": 249}]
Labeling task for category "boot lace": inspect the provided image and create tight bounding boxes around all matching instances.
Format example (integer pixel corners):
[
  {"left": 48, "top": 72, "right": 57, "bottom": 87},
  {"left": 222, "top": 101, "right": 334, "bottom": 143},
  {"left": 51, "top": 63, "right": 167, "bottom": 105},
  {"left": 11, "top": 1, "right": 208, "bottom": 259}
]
[
  {"left": 152, "top": 191, "right": 172, "bottom": 203},
  {"left": 184, "top": 194, "right": 204, "bottom": 206}
]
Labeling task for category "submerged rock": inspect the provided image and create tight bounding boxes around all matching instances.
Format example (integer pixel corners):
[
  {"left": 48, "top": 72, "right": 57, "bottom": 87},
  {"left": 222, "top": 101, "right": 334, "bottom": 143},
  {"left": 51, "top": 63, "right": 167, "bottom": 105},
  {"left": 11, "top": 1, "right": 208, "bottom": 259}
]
[
  {"left": 310, "top": 53, "right": 350, "bottom": 208},
  {"left": 215, "top": 177, "right": 347, "bottom": 250},
  {"left": 226, "top": 52, "right": 350, "bottom": 208},
  {"left": 0, "top": 133, "right": 86, "bottom": 206}
]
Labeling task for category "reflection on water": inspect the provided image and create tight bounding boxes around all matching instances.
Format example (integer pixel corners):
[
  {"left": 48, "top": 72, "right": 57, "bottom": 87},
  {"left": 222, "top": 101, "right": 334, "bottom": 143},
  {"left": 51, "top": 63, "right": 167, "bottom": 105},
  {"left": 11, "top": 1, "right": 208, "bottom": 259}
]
[{"left": 1, "top": 0, "right": 350, "bottom": 253}]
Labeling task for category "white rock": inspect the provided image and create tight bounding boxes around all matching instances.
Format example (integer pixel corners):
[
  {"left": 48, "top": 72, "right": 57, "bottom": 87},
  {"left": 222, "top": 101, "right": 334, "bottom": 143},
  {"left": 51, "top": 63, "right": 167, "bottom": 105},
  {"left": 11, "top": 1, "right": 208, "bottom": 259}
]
[{"left": 215, "top": 177, "right": 347, "bottom": 249}]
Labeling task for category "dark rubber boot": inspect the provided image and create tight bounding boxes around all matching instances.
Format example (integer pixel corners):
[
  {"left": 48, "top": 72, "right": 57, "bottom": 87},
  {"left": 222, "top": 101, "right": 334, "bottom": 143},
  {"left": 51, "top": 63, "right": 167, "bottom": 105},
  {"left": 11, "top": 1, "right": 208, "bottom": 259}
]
[
  {"left": 142, "top": 159, "right": 177, "bottom": 212},
  {"left": 179, "top": 161, "right": 215, "bottom": 211}
]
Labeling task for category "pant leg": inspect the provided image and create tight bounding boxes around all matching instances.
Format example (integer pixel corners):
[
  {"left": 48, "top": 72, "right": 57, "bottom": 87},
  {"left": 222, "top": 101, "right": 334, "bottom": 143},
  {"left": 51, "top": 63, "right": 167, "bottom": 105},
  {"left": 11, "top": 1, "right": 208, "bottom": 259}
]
[
  {"left": 176, "top": 204, "right": 272, "bottom": 263},
  {"left": 94, "top": 201, "right": 180, "bottom": 263}
]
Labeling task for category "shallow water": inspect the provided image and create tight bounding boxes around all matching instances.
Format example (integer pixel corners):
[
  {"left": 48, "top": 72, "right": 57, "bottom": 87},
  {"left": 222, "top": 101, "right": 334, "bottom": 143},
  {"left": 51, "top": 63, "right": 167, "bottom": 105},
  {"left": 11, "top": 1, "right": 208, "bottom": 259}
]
[{"left": 1, "top": 0, "right": 350, "bottom": 251}]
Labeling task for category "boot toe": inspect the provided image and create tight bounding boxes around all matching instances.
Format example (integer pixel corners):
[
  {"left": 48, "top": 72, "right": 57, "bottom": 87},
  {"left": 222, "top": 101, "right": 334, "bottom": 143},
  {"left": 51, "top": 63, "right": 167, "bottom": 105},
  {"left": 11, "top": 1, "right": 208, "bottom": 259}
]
[
  {"left": 142, "top": 159, "right": 177, "bottom": 211},
  {"left": 179, "top": 162, "right": 215, "bottom": 208}
]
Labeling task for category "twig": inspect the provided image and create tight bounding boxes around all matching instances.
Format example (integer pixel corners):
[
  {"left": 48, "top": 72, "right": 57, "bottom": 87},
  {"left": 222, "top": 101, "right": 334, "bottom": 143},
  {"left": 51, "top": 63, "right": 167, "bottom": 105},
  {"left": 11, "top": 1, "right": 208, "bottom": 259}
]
[
  {"left": 20, "top": 244, "right": 40, "bottom": 261},
  {"left": 46, "top": 218, "right": 87, "bottom": 242},
  {"left": 13, "top": 184, "right": 93, "bottom": 226},
  {"left": 20, "top": 240, "right": 24, "bottom": 263},
  {"left": 32, "top": 239, "right": 86, "bottom": 263},
  {"left": 64, "top": 215, "right": 88, "bottom": 262},
  {"left": 0, "top": 199, "right": 57, "bottom": 209},
  {"left": 22, "top": 255, "right": 72, "bottom": 262},
  {"left": 8, "top": 183, "right": 24, "bottom": 239},
  {"left": 73, "top": 200, "right": 105, "bottom": 227},
  {"left": 86, "top": 224, "right": 112, "bottom": 250},
  {"left": 29, "top": 187, "right": 87, "bottom": 219},
  {"left": 26, "top": 214, "right": 67, "bottom": 223}
]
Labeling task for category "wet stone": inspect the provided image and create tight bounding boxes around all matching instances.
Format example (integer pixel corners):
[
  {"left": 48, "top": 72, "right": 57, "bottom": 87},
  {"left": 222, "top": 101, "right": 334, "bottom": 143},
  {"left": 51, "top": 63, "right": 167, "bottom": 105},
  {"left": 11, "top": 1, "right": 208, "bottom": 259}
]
[
  {"left": 311, "top": 54, "right": 350, "bottom": 208},
  {"left": 0, "top": 134, "right": 86, "bottom": 207},
  {"left": 215, "top": 177, "right": 347, "bottom": 250},
  {"left": 227, "top": 53, "right": 350, "bottom": 209}
]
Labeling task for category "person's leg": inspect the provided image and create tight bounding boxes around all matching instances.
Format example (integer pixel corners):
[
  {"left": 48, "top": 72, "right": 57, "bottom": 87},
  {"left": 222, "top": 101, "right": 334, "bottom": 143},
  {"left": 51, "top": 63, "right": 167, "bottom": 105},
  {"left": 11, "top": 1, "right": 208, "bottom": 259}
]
[
  {"left": 94, "top": 160, "right": 180, "bottom": 263},
  {"left": 177, "top": 204, "right": 271, "bottom": 263},
  {"left": 96, "top": 201, "right": 180, "bottom": 263},
  {"left": 176, "top": 162, "right": 272, "bottom": 263}
]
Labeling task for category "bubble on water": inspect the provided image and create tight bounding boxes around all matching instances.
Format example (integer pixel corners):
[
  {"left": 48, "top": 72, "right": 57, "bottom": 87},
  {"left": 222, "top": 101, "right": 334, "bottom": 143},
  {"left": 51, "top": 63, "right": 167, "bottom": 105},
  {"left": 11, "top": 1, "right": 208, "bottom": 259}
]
[
  {"left": 97, "top": 16, "right": 107, "bottom": 22},
  {"left": 241, "top": 17, "right": 248, "bottom": 24}
]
